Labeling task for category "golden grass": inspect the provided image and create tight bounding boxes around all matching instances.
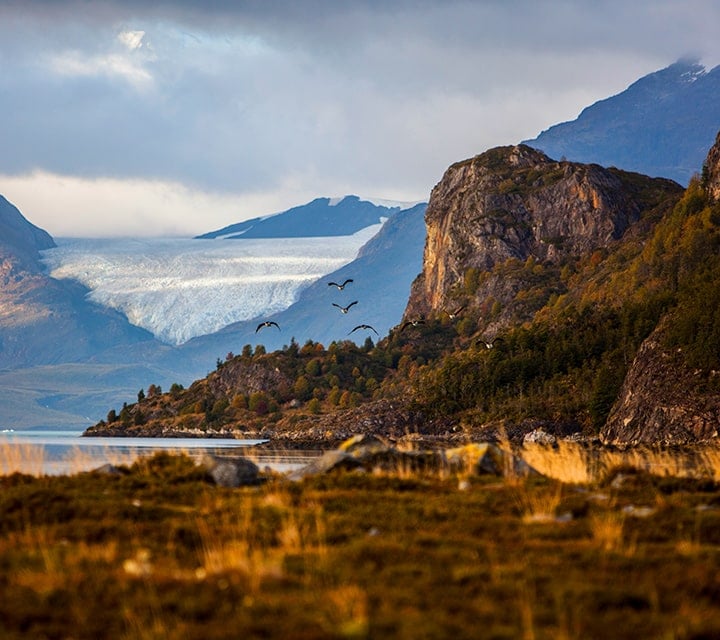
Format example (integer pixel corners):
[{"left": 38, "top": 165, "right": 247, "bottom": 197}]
[
  {"left": 0, "top": 440, "right": 46, "bottom": 476},
  {"left": 321, "top": 584, "right": 370, "bottom": 638},
  {"left": 520, "top": 440, "right": 720, "bottom": 484},
  {"left": 196, "top": 485, "right": 327, "bottom": 595},
  {"left": 0, "top": 438, "right": 191, "bottom": 477},
  {"left": 588, "top": 509, "right": 626, "bottom": 553},
  {"left": 3, "top": 450, "right": 720, "bottom": 638}
]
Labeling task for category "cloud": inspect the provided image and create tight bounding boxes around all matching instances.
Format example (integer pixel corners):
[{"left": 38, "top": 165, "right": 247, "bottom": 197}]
[
  {"left": 118, "top": 30, "right": 145, "bottom": 50},
  {"left": 0, "top": 171, "right": 320, "bottom": 238},
  {"left": 1, "top": 1, "right": 720, "bottom": 235},
  {"left": 48, "top": 50, "right": 153, "bottom": 88}
]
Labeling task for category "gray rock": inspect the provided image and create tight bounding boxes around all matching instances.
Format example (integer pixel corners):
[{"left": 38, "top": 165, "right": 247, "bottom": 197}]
[
  {"left": 287, "top": 450, "right": 363, "bottom": 481},
  {"left": 198, "top": 454, "right": 261, "bottom": 487},
  {"left": 523, "top": 429, "right": 557, "bottom": 445},
  {"left": 90, "top": 463, "right": 130, "bottom": 476}
]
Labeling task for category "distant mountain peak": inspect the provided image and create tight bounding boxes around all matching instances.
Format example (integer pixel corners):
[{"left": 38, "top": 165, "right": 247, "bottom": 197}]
[
  {"left": 196, "top": 194, "right": 427, "bottom": 240},
  {"left": 327, "top": 194, "right": 425, "bottom": 209},
  {"left": 523, "top": 57, "right": 720, "bottom": 185},
  {"left": 0, "top": 194, "right": 56, "bottom": 267}
]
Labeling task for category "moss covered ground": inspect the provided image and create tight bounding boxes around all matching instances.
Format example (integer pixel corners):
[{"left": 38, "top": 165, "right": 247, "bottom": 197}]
[{"left": 2, "top": 451, "right": 720, "bottom": 639}]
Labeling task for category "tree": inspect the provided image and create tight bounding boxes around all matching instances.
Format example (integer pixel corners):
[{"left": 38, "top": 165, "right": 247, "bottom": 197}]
[
  {"left": 307, "top": 398, "right": 321, "bottom": 414},
  {"left": 249, "top": 391, "right": 270, "bottom": 415},
  {"left": 120, "top": 402, "right": 131, "bottom": 427},
  {"left": 293, "top": 375, "right": 312, "bottom": 401},
  {"left": 137, "top": 389, "right": 145, "bottom": 403}
]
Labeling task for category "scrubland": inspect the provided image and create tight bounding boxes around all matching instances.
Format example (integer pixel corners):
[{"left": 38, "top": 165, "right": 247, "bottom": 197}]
[{"left": 2, "top": 441, "right": 720, "bottom": 639}]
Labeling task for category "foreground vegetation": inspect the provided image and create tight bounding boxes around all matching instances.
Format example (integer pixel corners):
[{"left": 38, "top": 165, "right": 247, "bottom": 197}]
[{"left": 3, "top": 444, "right": 720, "bottom": 639}]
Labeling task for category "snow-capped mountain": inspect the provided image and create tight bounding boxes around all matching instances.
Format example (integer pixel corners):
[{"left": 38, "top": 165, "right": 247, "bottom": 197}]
[
  {"left": 196, "top": 194, "right": 422, "bottom": 239},
  {"left": 0, "top": 194, "right": 427, "bottom": 429},
  {"left": 524, "top": 58, "right": 720, "bottom": 185}
]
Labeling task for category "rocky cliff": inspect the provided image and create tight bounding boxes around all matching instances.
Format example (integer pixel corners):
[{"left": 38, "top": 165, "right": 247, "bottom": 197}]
[
  {"left": 405, "top": 144, "right": 680, "bottom": 331},
  {"left": 706, "top": 130, "right": 720, "bottom": 202},
  {"left": 85, "top": 136, "right": 720, "bottom": 447},
  {"left": 601, "top": 132, "right": 720, "bottom": 445},
  {"left": 601, "top": 319, "right": 720, "bottom": 445}
]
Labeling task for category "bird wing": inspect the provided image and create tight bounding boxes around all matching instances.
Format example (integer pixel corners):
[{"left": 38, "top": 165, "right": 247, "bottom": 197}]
[
  {"left": 348, "top": 301, "right": 358, "bottom": 308},
  {"left": 255, "top": 322, "right": 265, "bottom": 332},
  {"left": 328, "top": 282, "right": 339, "bottom": 287},
  {"left": 342, "top": 278, "right": 354, "bottom": 286},
  {"left": 332, "top": 303, "right": 341, "bottom": 309}
]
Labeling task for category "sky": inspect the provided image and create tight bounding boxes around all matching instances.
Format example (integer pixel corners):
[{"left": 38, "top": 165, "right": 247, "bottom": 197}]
[{"left": 1, "top": 1, "right": 719, "bottom": 238}]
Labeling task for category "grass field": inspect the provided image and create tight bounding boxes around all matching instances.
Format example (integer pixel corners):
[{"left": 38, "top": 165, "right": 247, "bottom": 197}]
[{"left": 2, "top": 444, "right": 720, "bottom": 639}]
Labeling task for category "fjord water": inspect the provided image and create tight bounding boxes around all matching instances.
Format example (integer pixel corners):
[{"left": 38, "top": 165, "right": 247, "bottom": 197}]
[{"left": 0, "top": 430, "right": 316, "bottom": 476}]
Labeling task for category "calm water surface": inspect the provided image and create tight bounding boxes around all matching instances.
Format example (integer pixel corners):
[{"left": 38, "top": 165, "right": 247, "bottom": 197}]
[{"left": 0, "top": 430, "right": 319, "bottom": 476}]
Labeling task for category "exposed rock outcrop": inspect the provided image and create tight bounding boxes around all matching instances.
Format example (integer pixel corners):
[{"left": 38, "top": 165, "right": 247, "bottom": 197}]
[
  {"left": 601, "top": 322, "right": 720, "bottom": 445},
  {"left": 404, "top": 144, "right": 681, "bottom": 326},
  {"left": 705, "top": 130, "right": 720, "bottom": 202}
]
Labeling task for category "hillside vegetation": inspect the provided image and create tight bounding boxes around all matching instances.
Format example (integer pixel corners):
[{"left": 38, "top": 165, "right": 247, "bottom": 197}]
[{"left": 87, "top": 138, "right": 720, "bottom": 446}]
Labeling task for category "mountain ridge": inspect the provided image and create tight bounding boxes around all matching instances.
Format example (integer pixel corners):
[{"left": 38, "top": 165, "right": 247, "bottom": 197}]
[
  {"left": 523, "top": 58, "right": 720, "bottom": 185},
  {"left": 196, "top": 195, "right": 420, "bottom": 239}
]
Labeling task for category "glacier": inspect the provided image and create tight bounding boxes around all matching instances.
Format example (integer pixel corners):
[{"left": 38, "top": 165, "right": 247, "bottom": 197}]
[{"left": 40, "top": 223, "right": 383, "bottom": 345}]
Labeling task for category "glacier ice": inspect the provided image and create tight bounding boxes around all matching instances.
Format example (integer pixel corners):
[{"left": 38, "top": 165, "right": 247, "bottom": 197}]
[{"left": 40, "top": 224, "right": 382, "bottom": 345}]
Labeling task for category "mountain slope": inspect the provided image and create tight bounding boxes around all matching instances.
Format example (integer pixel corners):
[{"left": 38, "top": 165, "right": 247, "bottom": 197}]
[
  {"left": 523, "top": 59, "right": 720, "bottom": 185},
  {"left": 0, "top": 197, "right": 162, "bottom": 369},
  {"left": 196, "top": 195, "right": 417, "bottom": 239},
  {"left": 0, "top": 195, "right": 55, "bottom": 264},
  {"left": 175, "top": 203, "right": 427, "bottom": 361},
  {"left": 88, "top": 145, "right": 701, "bottom": 445}
]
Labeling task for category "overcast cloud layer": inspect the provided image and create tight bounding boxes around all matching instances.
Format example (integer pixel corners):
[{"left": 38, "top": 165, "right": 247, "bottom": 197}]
[{"left": 1, "top": 0, "right": 719, "bottom": 237}]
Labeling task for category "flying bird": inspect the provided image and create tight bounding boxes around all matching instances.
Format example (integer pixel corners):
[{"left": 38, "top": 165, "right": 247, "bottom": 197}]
[
  {"left": 443, "top": 304, "right": 466, "bottom": 320},
  {"left": 349, "top": 324, "right": 379, "bottom": 335},
  {"left": 328, "top": 278, "right": 354, "bottom": 290},
  {"left": 332, "top": 301, "right": 358, "bottom": 314},
  {"left": 400, "top": 318, "right": 425, "bottom": 332},
  {"left": 255, "top": 321, "right": 280, "bottom": 333},
  {"left": 476, "top": 337, "right": 504, "bottom": 349}
]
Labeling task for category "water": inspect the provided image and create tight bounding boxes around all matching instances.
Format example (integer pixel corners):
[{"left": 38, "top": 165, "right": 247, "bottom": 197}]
[{"left": 0, "top": 430, "right": 319, "bottom": 476}]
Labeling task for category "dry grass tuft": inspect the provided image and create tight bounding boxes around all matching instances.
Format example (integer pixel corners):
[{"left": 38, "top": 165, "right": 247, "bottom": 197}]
[
  {"left": 321, "top": 584, "right": 370, "bottom": 638},
  {"left": 515, "top": 480, "right": 565, "bottom": 523},
  {"left": 589, "top": 509, "right": 626, "bottom": 553},
  {"left": 521, "top": 441, "right": 720, "bottom": 484},
  {"left": 0, "top": 440, "right": 46, "bottom": 476}
]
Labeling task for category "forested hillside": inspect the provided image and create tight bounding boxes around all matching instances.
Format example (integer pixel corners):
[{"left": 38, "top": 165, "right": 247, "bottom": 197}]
[{"left": 87, "top": 133, "right": 720, "bottom": 446}]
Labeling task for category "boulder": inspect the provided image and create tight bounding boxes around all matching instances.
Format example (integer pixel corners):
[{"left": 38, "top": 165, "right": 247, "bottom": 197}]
[
  {"left": 198, "top": 454, "right": 261, "bottom": 487},
  {"left": 443, "top": 442, "right": 539, "bottom": 477},
  {"left": 288, "top": 436, "right": 540, "bottom": 480},
  {"left": 287, "top": 450, "right": 363, "bottom": 481}
]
